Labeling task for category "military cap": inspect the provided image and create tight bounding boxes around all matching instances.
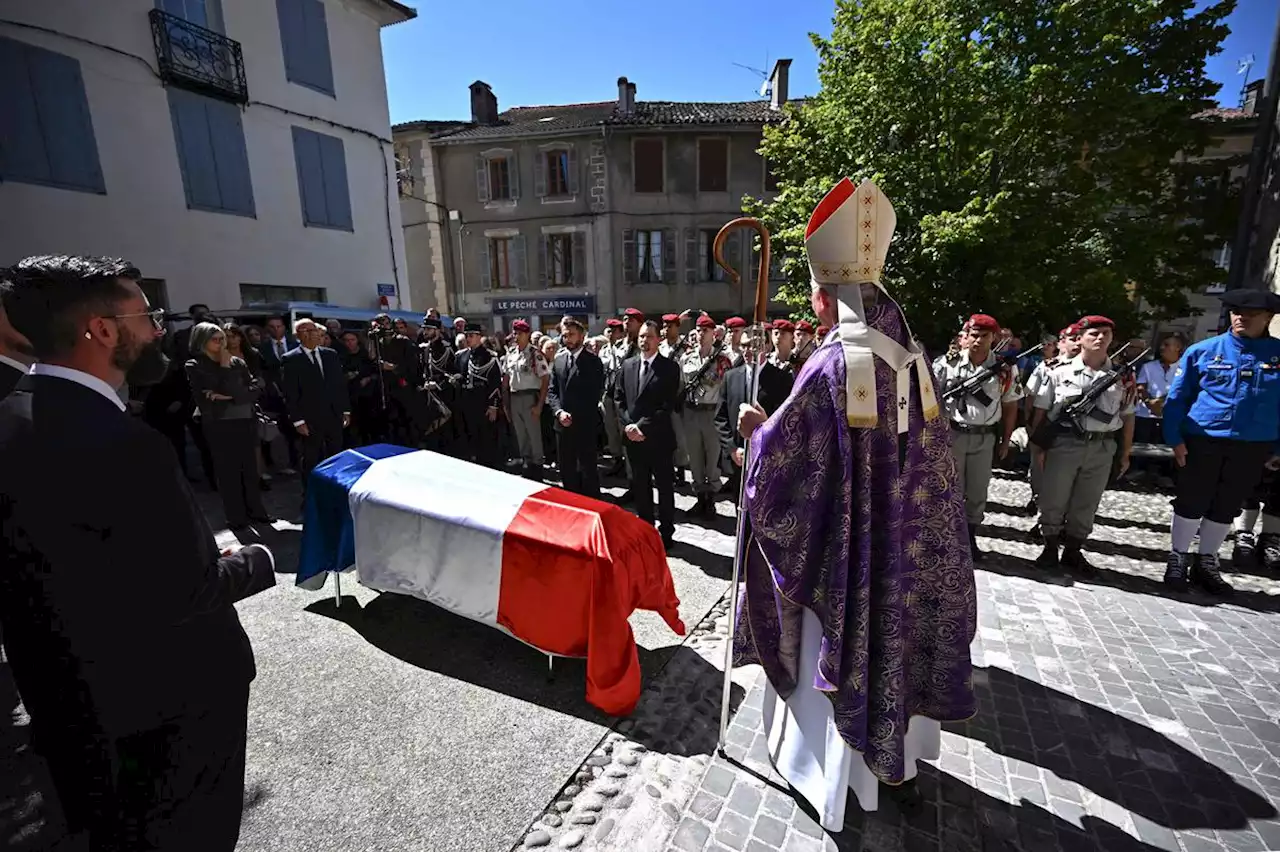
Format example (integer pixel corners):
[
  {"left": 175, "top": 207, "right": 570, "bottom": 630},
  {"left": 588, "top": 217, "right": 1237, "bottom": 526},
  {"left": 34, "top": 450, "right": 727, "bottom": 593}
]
[
  {"left": 724, "top": 317, "right": 747, "bottom": 329},
  {"left": 1077, "top": 315, "right": 1115, "bottom": 330},
  {"left": 511, "top": 319, "right": 531, "bottom": 333},
  {"left": 464, "top": 321, "right": 483, "bottom": 334},
  {"left": 1221, "top": 289, "right": 1280, "bottom": 313},
  {"left": 623, "top": 307, "right": 645, "bottom": 319},
  {"left": 604, "top": 318, "right": 623, "bottom": 328},
  {"left": 816, "top": 325, "right": 830, "bottom": 337},
  {"left": 662, "top": 313, "right": 681, "bottom": 324},
  {"left": 1060, "top": 323, "right": 1081, "bottom": 338},
  {"left": 422, "top": 316, "right": 443, "bottom": 329},
  {"left": 695, "top": 315, "right": 716, "bottom": 329},
  {"left": 965, "top": 313, "right": 1000, "bottom": 332},
  {"left": 772, "top": 319, "right": 795, "bottom": 332},
  {"left": 795, "top": 320, "right": 815, "bottom": 334}
]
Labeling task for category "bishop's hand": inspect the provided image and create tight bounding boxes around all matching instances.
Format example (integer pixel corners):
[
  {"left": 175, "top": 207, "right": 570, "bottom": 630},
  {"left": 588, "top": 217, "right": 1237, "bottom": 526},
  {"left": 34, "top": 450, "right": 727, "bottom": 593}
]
[{"left": 738, "top": 402, "right": 767, "bottom": 440}]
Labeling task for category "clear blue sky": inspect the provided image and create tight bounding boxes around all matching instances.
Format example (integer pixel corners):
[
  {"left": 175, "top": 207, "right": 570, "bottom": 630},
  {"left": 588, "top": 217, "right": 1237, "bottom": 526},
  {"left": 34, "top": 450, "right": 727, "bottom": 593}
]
[{"left": 382, "top": 0, "right": 1279, "bottom": 125}]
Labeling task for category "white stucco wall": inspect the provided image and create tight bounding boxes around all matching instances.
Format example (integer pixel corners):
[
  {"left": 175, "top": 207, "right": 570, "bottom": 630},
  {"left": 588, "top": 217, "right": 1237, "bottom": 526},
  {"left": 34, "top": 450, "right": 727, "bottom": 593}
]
[{"left": 0, "top": 0, "right": 410, "bottom": 313}]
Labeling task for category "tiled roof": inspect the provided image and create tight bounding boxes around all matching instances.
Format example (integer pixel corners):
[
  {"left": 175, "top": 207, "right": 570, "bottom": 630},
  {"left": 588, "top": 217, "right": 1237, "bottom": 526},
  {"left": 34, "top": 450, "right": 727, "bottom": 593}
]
[
  {"left": 1193, "top": 106, "right": 1255, "bottom": 121},
  {"left": 428, "top": 99, "right": 791, "bottom": 143},
  {"left": 392, "top": 119, "right": 471, "bottom": 137}
]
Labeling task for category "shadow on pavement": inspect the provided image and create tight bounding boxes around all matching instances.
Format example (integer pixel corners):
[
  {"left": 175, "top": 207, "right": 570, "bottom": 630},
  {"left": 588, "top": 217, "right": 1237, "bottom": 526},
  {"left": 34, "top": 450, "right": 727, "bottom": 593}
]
[
  {"left": 978, "top": 549, "right": 1280, "bottom": 615},
  {"left": 945, "top": 667, "right": 1277, "bottom": 832},
  {"left": 305, "top": 593, "right": 743, "bottom": 757},
  {"left": 670, "top": 540, "right": 734, "bottom": 581},
  {"left": 982, "top": 524, "right": 1170, "bottom": 564},
  {"left": 1092, "top": 513, "right": 1172, "bottom": 535}
]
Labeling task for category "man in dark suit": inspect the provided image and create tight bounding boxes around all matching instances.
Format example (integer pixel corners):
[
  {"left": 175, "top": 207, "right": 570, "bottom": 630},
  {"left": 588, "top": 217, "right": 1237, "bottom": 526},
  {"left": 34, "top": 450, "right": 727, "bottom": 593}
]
[
  {"left": 715, "top": 319, "right": 798, "bottom": 499},
  {"left": 280, "top": 318, "right": 350, "bottom": 484},
  {"left": 257, "top": 314, "right": 297, "bottom": 378},
  {"left": 614, "top": 319, "right": 679, "bottom": 547},
  {"left": 0, "top": 294, "right": 34, "bottom": 399},
  {"left": 0, "top": 254, "right": 276, "bottom": 851},
  {"left": 547, "top": 316, "right": 605, "bottom": 497}
]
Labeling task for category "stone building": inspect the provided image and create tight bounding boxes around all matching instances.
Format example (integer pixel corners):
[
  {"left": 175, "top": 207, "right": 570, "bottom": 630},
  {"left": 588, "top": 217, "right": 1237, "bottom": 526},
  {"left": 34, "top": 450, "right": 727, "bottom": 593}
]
[{"left": 394, "top": 61, "right": 795, "bottom": 333}]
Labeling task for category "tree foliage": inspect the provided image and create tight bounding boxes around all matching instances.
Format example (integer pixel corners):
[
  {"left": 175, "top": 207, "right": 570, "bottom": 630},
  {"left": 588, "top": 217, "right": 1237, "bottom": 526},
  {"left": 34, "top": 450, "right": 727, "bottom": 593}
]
[{"left": 748, "top": 0, "right": 1237, "bottom": 346}]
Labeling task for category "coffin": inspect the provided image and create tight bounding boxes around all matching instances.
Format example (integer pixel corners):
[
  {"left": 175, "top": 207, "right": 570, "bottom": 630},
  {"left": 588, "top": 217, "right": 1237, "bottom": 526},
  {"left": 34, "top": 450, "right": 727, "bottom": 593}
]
[{"left": 296, "top": 444, "right": 685, "bottom": 716}]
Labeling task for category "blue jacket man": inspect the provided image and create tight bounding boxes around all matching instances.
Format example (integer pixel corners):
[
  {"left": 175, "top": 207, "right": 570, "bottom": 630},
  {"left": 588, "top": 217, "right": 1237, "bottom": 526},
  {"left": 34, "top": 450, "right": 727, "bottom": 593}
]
[{"left": 1161, "top": 288, "right": 1280, "bottom": 595}]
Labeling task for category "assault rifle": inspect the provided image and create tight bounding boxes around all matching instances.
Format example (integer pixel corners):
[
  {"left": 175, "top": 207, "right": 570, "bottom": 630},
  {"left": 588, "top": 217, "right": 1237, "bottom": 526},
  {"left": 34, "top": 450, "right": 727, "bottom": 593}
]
[
  {"left": 1028, "top": 347, "right": 1150, "bottom": 452},
  {"left": 680, "top": 340, "right": 726, "bottom": 407},
  {"left": 942, "top": 342, "right": 1043, "bottom": 407}
]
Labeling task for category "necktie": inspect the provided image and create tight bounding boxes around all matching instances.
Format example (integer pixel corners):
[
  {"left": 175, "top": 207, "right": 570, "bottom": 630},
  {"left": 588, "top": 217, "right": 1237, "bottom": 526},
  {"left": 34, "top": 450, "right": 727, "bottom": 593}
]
[
  {"left": 277, "top": 340, "right": 284, "bottom": 357},
  {"left": 641, "top": 360, "right": 649, "bottom": 380},
  {"left": 311, "top": 349, "right": 323, "bottom": 377}
]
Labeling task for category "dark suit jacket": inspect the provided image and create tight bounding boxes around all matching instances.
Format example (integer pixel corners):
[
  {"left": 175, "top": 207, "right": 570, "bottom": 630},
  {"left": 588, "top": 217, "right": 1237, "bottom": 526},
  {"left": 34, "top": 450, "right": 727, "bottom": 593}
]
[
  {"left": 0, "top": 374, "right": 275, "bottom": 742},
  {"left": 280, "top": 346, "right": 350, "bottom": 431},
  {"left": 0, "top": 360, "right": 24, "bottom": 400},
  {"left": 547, "top": 347, "right": 605, "bottom": 432},
  {"left": 258, "top": 336, "right": 298, "bottom": 376},
  {"left": 614, "top": 353, "right": 679, "bottom": 451},
  {"left": 714, "top": 360, "right": 794, "bottom": 460}
]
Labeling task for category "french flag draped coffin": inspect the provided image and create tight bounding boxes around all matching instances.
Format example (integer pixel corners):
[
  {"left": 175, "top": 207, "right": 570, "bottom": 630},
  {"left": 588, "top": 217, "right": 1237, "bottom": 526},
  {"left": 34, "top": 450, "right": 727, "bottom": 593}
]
[{"left": 297, "top": 445, "right": 686, "bottom": 716}]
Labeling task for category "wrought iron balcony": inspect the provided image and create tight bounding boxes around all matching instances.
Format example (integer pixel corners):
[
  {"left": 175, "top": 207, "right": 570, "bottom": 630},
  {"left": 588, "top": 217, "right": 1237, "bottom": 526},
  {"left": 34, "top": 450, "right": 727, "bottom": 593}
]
[{"left": 149, "top": 8, "right": 248, "bottom": 104}]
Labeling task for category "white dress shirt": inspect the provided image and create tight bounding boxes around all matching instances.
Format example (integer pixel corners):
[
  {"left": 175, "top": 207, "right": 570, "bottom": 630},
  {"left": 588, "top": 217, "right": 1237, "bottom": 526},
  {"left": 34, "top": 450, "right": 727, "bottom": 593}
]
[
  {"left": 30, "top": 364, "right": 126, "bottom": 411},
  {"left": 0, "top": 353, "right": 29, "bottom": 375}
]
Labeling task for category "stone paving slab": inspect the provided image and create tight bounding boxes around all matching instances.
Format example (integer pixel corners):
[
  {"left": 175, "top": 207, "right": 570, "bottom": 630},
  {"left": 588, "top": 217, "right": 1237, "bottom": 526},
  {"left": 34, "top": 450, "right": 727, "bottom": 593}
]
[{"left": 526, "top": 471, "right": 1280, "bottom": 852}]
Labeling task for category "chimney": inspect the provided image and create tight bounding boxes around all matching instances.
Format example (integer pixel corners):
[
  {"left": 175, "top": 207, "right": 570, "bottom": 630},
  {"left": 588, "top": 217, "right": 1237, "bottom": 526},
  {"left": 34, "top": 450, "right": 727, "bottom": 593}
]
[
  {"left": 617, "top": 76, "right": 634, "bottom": 114},
  {"left": 768, "top": 59, "right": 792, "bottom": 110},
  {"left": 469, "top": 80, "right": 498, "bottom": 126},
  {"left": 1242, "top": 79, "right": 1264, "bottom": 115}
]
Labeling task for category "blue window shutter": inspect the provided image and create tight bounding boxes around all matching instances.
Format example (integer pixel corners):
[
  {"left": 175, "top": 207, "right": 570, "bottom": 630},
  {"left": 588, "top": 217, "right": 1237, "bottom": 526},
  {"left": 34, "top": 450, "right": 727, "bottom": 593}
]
[
  {"left": 168, "top": 88, "right": 220, "bottom": 208},
  {"left": 317, "top": 132, "right": 351, "bottom": 229},
  {"left": 301, "top": 0, "right": 335, "bottom": 95},
  {"left": 206, "top": 98, "right": 255, "bottom": 215},
  {"left": 276, "top": 0, "right": 305, "bottom": 83},
  {"left": 0, "top": 38, "right": 50, "bottom": 185},
  {"left": 292, "top": 126, "right": 328, "bottom": 225}
]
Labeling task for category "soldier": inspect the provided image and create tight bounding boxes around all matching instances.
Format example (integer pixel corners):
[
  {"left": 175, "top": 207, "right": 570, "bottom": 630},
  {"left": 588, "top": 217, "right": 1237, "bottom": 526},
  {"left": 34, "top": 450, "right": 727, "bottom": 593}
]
[
  {"left": 660, "top": 313, "right": 694, "bottom": 478},
  {"left": 724, "top": 316, "right": 748, "bottom": 367},
  {"left": 1020, "top": 324, "right": 1079, "bottom": 528},
  {"left": 418, "top": 316, "right": 457, "bottom": 454},
  {"left": 502, "top": 319, "right": 550, "bottom": 479},
  {"left": 815, "top": 324, "right": 830, "bottom": 341},
  {"left": 1030, "top": 315, "right": 1136, "bottom": 575},
  {"left": 1162, "top": 289, "right": 1280, "bottom": 594},
  {"left": 370, "top": 312, "right": 428, "bottom": 446},
  {"left": 936, "top": 314, "right": 1022, "bottom": 561},
  {"left": 792, "top": 319, "right": 817, "bottom": 368},
  {"left": 679, "top": 315, "right": 733, "bottom": 515},
  {"left": 659, "top": 314, "right": 685, "bottom": 358},
  {"left": 454, "top": 321, "right": 503, "bottom": 469},
  {"left": 599, "top": 318, "right": 627, "bottom": 473},
  {"left": 759, "top": 318, "right": 799, "bottom": 412}
]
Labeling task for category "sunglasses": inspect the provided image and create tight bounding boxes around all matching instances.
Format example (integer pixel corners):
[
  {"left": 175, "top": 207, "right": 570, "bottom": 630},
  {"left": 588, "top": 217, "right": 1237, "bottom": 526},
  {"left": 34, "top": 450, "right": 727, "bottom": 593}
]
[{"left": 107, "top": 309, "right": 167, "bottom": 330}]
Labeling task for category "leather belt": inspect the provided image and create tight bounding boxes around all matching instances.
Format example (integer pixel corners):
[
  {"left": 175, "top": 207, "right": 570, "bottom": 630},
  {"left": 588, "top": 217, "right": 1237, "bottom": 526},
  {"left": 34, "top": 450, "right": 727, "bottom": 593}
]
[
  {"left": 510, "top": 389, "right": 540, "bottom": 396},
  {"left": 951, "top": 422, "right": 998, "bottom": 435}
]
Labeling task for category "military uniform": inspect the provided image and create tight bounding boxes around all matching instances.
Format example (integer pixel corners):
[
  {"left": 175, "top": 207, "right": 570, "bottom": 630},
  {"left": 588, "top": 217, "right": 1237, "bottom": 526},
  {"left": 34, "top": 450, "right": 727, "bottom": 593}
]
[
  {"left": 660, "top": 316, "right": 691, "bottom": 471},
  {"left": 502, "top": 326, "right": 550, "bottom": 476},
  {"left": 1034, "top": 334, "right": 1135, "bottom": 573},
  {"left": 937, "top": 332, "right": 1021, "bottom": 557},
  {"left": 1162, "top": 289, "right": 1280, "bottom": 594},
  {"left": 419, "top": 331, "right": 457, "bottom": 454},
  {"left": 679, "top": 332, "right": 733, "bottom": 513},
  {"left": 599, "top": 323, "right": 627, "bottom": 464},
  {"left": 454, "top": 324, "right": 504, "bottom": 469}
]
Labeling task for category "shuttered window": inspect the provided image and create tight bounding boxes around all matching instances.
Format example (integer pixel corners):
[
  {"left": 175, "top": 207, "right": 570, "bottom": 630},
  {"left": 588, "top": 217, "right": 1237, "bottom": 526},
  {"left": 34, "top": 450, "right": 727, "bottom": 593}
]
[
  {"left": 633, "top": 138, "right": 664, "bottom": 193},
  {"left": 636, "top": 230, "right": 663, "bottom": 283},
  {"left": 0, "top": 36, "right": 105, "bottom": 194},
  {"left": 697, "top": 139, "right": 728, "bottom": 193},
  {"left": 168, "top": 87, "right": 255, "bottom": 215},
  {"left": 277, "top": 0, "right": 335, "bottom": 96},
  {"left": 291, "top": 126, "right": 352, "bottom": 230}
]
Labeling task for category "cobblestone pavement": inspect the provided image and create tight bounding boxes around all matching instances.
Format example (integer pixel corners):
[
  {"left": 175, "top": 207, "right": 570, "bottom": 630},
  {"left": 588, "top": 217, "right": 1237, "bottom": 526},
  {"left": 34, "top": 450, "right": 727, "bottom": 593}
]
[{"left": 514, "top": 469, "right": 1280, "bottom": 852}]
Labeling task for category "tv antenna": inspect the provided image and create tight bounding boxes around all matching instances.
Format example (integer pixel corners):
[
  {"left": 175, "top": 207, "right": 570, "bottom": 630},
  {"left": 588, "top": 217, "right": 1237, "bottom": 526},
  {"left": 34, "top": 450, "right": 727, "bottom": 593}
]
[
  {"left": 733, "top": 53, "right": 771, "bottom": 98},
  {"left": 1237, "top": 54, "right": 1256, "bottom": 107}
]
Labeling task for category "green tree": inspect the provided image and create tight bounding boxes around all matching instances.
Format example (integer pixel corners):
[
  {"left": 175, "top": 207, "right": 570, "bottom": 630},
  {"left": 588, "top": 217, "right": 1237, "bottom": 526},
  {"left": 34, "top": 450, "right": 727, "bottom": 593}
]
[{"left": 748, "top": 0, "right": 1236, "bottom": 347}]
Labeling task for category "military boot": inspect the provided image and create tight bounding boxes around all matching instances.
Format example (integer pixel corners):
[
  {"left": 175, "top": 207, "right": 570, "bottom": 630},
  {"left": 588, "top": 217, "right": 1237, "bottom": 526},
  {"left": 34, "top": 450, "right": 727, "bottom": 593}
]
[
  {"left": 1231, "top": 531, "right": 1257, "bottom": 570},
  {"left": 1192, "top": 552, "right": 1234, "bottom": 596},
  {"left": 1036, "top": 536, "right": 1060, "bottom": 570},
  {"left": 1060, "top": 537, "right": 1098, "bottom": 578},
  {"left": 1163, "top": 551, "right": 1191, "bottom": 590},
  {"left": 1258, "top": 532, "right": 1280, "bottom": 574}
]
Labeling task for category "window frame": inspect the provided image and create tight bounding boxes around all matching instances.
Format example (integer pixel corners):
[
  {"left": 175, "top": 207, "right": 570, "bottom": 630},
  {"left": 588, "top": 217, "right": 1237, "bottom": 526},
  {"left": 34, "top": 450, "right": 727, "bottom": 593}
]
[
  {"left": 546, "top": 232, "right": 574, "bottom": 287},
  {"left": 696, "top": 137, "right": 729, "bottom": 194},
  {"left": 632, "top": 137, "right": 665, "bottom": 194},
  {"left": 635, "top": 229, "right": 664, "bottom": 284},
  {"left": 490, "top": 236, "right": 515, "bottom": 290}
]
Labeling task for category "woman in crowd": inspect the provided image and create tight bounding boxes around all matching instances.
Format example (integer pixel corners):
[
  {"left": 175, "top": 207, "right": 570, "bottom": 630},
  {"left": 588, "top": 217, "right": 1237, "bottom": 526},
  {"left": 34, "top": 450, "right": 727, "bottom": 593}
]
[
  {"left": 1132, "top": 331, "right": 1186, "bottom": 485},
  {"left": 185, "top": 322, "right": 273, "bottom": 530},
  {"left": 223, "top": 322, "right": 283, "bottom": 491}
]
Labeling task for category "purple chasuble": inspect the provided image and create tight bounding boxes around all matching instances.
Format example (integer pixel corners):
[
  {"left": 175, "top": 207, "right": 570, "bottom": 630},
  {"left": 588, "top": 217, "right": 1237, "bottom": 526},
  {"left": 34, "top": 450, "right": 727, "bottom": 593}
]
[{"left": 731, "top": 301, "right": 977, "bottom": 785}]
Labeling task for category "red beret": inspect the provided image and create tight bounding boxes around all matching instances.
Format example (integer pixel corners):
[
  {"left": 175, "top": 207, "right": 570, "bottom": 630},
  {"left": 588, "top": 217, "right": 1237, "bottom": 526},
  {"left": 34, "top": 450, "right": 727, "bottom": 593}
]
[
  {"left": 623, "top": 308, "right": 644, "bottom": 319},
  {"left": 1077, "top": 315, "right": 1114, "bottom": 330},
  {"left": 696, "top": 315, "right": 716, "bottom": 329},
  {"left": 511, "top": 319, "right": 531, "bottom": 333},
  {"left": 795, "top": 320, "right": 815, "bottom": 334},
  {"left": 771, "top": 319, "right": 795, "bottom": 332},
  {"left": 762, "top": 321, "right": 773, "bottom": 330},
  {"left": 724, "top": 317, "right": 747, "bottom": 329},
  {"left": 604, "top": 318, "right": 623, "bottom": 328},
  {"left": 816, "top": 325, "right": 830, "bottom": 337},
  {"left": 662, "top": 313, "right": 681, "bottom": 324},
  {"left": 966, "top": 313, "right": 999, "bottom": 332},
  {"left": 1060, "top": 324, "right": 1080, "bottom": 338}
]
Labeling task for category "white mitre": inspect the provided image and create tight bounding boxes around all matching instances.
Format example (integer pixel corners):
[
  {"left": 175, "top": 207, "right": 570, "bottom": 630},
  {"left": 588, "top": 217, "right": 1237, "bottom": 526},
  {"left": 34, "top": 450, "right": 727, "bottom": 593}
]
[{"left": 804, "top": 178, "right": 938, "bottom": 431}]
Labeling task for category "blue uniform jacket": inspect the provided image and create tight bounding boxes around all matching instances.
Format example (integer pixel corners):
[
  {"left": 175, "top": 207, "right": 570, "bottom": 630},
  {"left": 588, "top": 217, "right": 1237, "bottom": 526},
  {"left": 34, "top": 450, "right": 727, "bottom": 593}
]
[{"left": 1162, "top": 331, "right": 1280, "bottom": 449}]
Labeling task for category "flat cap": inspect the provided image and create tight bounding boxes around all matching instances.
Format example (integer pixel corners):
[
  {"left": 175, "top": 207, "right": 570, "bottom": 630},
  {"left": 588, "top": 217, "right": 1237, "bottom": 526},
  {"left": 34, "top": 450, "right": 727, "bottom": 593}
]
[
  {"left": 1221, "top": 289, "right": 1280, "bottom": 312},
  {"left": 511, "top": 319, "right": 531, "bottom": 333},
  {"left": 724, "top": 317, "right": 747, "bottom": 329}
]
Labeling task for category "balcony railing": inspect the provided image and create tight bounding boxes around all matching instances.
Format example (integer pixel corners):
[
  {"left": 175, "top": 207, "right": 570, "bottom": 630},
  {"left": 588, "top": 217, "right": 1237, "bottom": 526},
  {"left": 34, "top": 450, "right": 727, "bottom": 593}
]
[{"left": 149, "top": 8, "right": 248, "bottom": 104}]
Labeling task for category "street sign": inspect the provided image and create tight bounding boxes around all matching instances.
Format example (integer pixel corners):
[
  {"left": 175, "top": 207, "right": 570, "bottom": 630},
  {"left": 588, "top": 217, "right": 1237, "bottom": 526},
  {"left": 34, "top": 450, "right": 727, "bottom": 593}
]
[
  {"left": 376, "top": 283, "right": 397, "bottom": 297},
  {"left": 492, "top": 295, "right": 595, "bottom": 315}
]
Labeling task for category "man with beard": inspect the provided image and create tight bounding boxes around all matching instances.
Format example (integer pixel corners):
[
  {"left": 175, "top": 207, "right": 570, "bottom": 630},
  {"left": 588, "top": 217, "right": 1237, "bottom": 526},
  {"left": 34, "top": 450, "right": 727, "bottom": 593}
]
[
  {"left": 614, "top": 320, "right": 680, "bottom": 548},
  {"left": 0, "top": 255, "right": 276, "bottom": 851},
  {"left": 547, "top": 316, "right": 605, "bottom": 497},
  {"left": 0, "top": 294, "right": 35, "bottom": 398},
  {"left": 454, "top": 321, "right": 503, "bottom": 469},
  {"left": 715, "top": 319, "right": 797, "bottom": 500}
]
